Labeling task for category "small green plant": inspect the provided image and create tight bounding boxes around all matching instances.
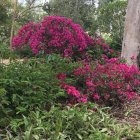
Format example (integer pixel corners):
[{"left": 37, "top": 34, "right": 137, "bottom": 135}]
[
  {"left": 0, "top": 42, "right": 19, "bottom": 59},
  {"left": 1, "top": 104, "right": 140, "bottom": 140}
]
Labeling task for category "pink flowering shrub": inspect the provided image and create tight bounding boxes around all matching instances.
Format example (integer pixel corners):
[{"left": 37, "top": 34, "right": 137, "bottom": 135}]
[
  {"left": 58, "top": 58, "right": 140, "bottom": 106},
  {"left": 12, "top": 16, "right": 113, "bottom": 60},
  {"left": 12, "top": 16, "right": 134, "bottom": 107}
]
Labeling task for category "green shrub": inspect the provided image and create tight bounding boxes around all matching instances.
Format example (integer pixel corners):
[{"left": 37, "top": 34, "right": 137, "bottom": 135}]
[
  {"left": 0, "top": 55, "right": 79, "bottom": 126},
  {"left": 0, "top": 42, "right": 19, "bottom": 59}
]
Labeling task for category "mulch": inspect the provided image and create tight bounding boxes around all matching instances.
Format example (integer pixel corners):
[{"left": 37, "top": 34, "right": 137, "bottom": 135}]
[{"left": 112, "top": 94, "right": 140, "bottom": 126}]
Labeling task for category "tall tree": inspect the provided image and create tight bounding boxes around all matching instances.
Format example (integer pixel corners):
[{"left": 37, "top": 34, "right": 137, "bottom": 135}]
[
  {"left": 97, "top": 0, "right": 127, "bottom": 51},
  {"left": 49, "top": 0, "right": 95, "bottom": 29},
  {"left": 98, "top": 0, "right": 115, "bottom": 8},
  {"left": 121, "top": 0, "right": 140, "bottom": 67}
]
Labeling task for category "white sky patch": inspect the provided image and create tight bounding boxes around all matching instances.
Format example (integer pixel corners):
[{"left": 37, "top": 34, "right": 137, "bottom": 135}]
[{"left": 18, "top": 0, "right": 49, "bottom": 4}]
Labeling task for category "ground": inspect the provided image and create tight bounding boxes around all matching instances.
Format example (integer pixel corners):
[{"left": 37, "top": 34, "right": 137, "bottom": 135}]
[{"left": 112, "top": 94, "right": 140, "bottom": 127}]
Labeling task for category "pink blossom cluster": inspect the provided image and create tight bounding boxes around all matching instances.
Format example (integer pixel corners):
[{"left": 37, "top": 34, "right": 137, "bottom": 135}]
[
  {"left": 12, "top": 22, "right": 40, "bottom": 54},
  {"left": 13, "top": 16, "right": 92, "bottom": 57},
  {"left": 12, "top": 16, "right": 114, "bottom": 60},
  {"left": 58, "top": 58, "right": 140, "bottom": 106}
]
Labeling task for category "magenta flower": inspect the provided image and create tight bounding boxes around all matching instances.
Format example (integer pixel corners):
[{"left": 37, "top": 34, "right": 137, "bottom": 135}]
[
  {"left": 63, "top": 85, "right": 81, "bottom": 98},
  {"left": 57, "top": 73, "right": 66, "bottom": 80},
  {"left": 86, "top": 81, "right": 93, "bottom": 87},
  {"left": 92, "top": 94, "right": 100, "bottom": 100}
]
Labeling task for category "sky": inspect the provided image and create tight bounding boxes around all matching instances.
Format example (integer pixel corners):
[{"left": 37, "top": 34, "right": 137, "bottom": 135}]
[{"left": 18, "top": 0, "right": 49, "bottom": 4}]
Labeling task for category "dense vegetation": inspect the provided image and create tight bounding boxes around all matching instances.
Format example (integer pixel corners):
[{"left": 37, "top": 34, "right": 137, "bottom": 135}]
[
  {"left": 1, "top": 0, "right": 140, "bottom": 139},
  {"left": 0, "top": 55, "right": 140, "bottom": 139}
]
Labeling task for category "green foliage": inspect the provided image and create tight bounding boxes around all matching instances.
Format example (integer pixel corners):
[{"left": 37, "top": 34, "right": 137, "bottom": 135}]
[
  {"left": 0, "top": 42, "right": 19, "bottom": 59},
  {"left": 0, "top": 56, "right": 140, "bottom": 140},
  {"left": 14, "top": 44, "right": 35, "bottom": 58},
  {"left": 0, "top": 43, "right": 10, "bottom": 59},
  {"left": 0, "top": 55, "right": 79, "bottom": 126},
  {"left": 1, "top": 1, "right": 140, "bottom": 139},
  {"left": 97, "top": 0, "right": 127, "bottom": 51},
  {"left": 1, "top": 104, "right": 140, "bottom": 140},
  {"left": 49, "top": 0, "right": 95, "bottom": 29},
  {"left": 0, "top": 0, "right": 11, "bottom": 25},
  {"left": 0, "top": 0, "right": 45, "bottom": 44},
  {"left": 98, "top": 0, "right": 116, "bottom": 8},
  {"left": 0, "top": 0, "right": 11, "bottom": 43}
]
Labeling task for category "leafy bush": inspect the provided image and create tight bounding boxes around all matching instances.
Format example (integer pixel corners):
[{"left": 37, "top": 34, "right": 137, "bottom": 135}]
[
  {"left": 12, "top": 16, "right": 114, "bottom": 61},
  {"left": 2, "top": 104, "right": 140, "bottom": 140},
  {"left": 58, "top": 58, "right": 140, "bottom": 106},
  {"left": 0, "top": 55, "right": 79, "bottom": 126},
  {"left": 0, "top": 42, "right": 19, "bottom": 59}
]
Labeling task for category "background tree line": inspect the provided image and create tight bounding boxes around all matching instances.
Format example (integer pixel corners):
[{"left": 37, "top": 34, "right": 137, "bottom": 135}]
[{"left": 0, "top": 0, "right": 127, "bottom": 53}]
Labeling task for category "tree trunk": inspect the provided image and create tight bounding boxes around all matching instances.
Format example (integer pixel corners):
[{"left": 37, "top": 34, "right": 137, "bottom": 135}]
[
  {"left": 121, "top": 0, "right": 140, "bottom": 67},
  {"left": 10, "top": 0, "right": 17, "bottom": 51}
]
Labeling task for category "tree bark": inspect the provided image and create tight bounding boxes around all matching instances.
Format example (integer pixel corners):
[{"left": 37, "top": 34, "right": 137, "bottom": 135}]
[{"left": 121, "top": 0, "right": 140, "bottom": 67}]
